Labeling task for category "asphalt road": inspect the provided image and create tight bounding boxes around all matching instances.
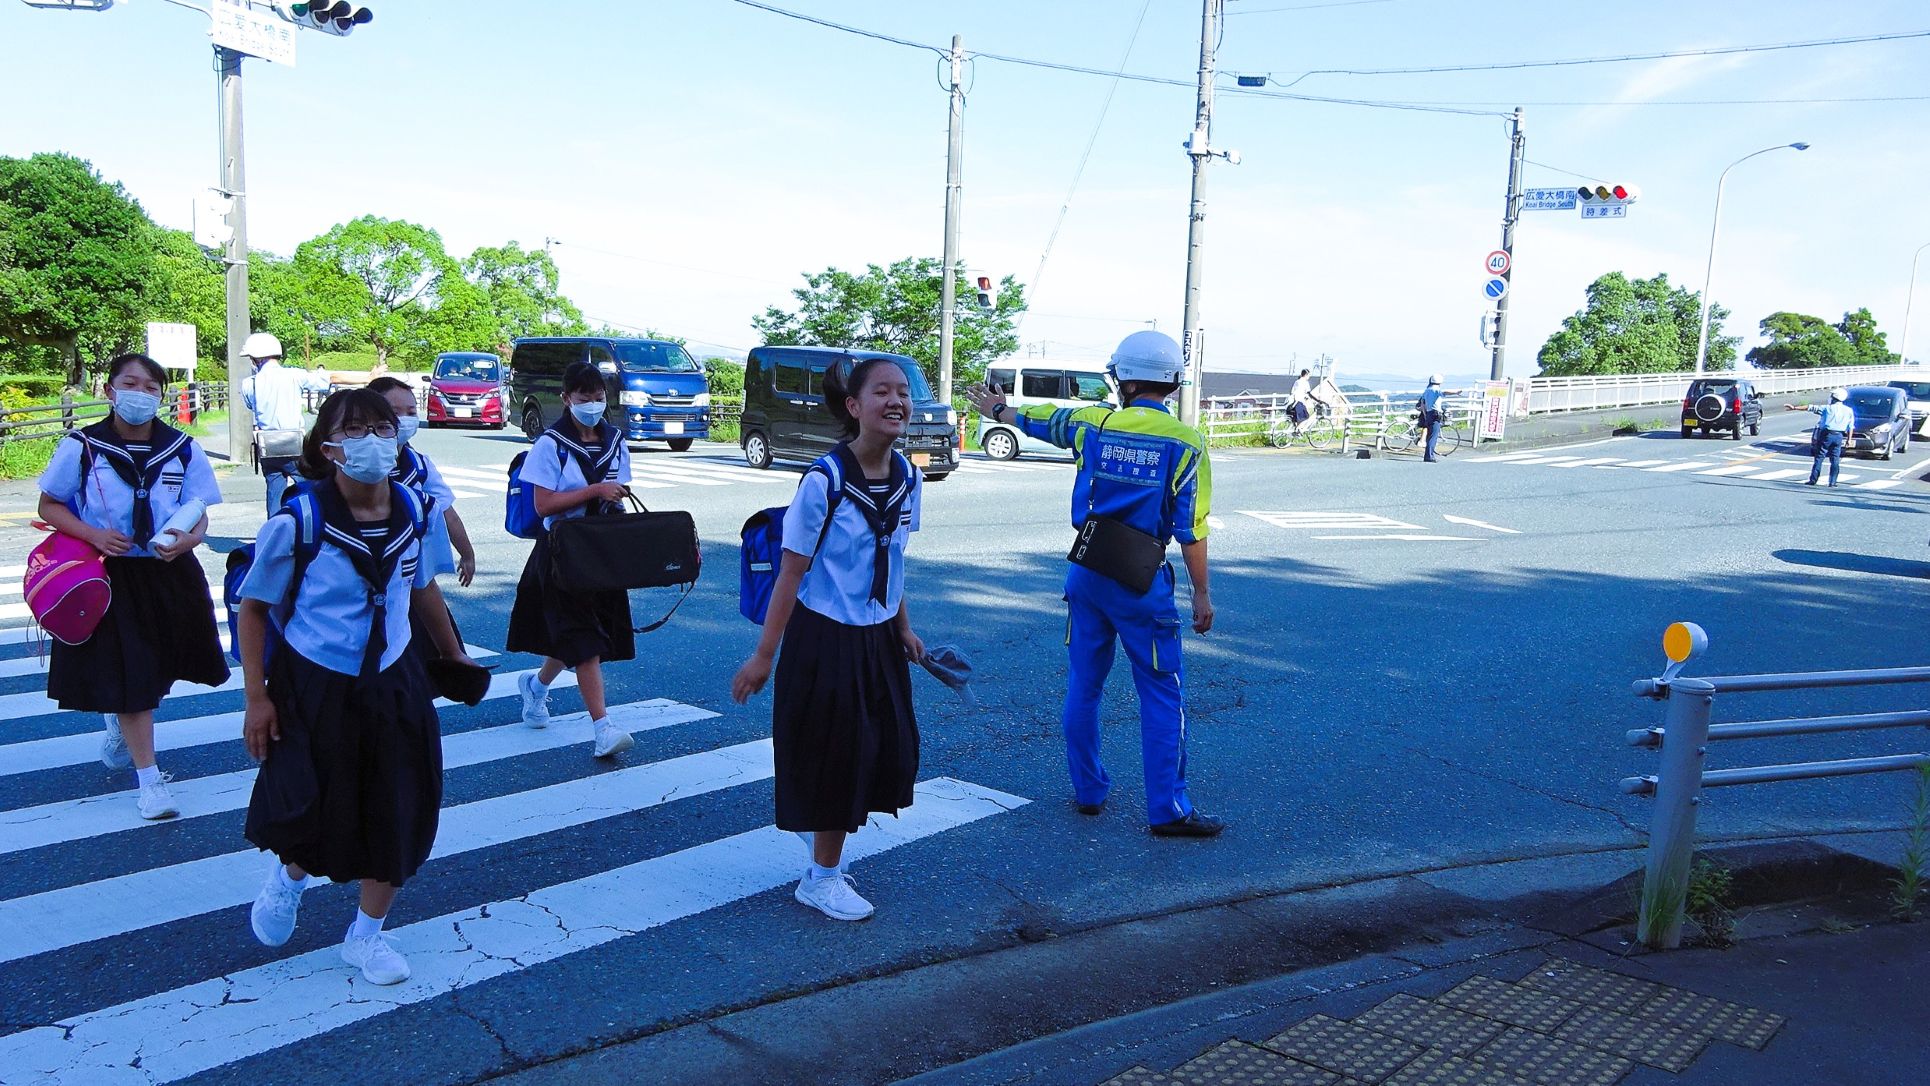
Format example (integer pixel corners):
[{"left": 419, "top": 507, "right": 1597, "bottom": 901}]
[{"left": 2, "top": 408, "right": 1927, "bottom": 1084}]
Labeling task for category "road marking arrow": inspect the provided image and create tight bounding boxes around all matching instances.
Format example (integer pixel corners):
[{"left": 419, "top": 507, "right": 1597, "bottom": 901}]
[{"left": 1442, "top": 514, "right": 1520, "bottom": 534}]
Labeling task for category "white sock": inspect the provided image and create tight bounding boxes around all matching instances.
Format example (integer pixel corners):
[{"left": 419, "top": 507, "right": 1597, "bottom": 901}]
[
  {"left": 529, "top": 675, "right": 550, "bottom": 695},
  {"left": 592, "top": 716, "right": 611, "bottom": 730},
  {"left": 347, "top": 909, "right": 385, "bottom": 940},
  {"left": 277, "top": 866, "right": 306, "bottom": 893},
  {"left": 135, "top": 765, "right": 160, "bottom": 789},
  {"left": 809, "top": 862, "right": 841, "bottom": 881}
]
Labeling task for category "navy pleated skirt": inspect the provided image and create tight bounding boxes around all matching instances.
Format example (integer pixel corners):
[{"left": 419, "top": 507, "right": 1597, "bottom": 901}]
[
  {"left": 47, "top": 555, "right": 229, "bottom": 714},
  {"left": 504, "top": 533, "right": 635, "bottom": 667},
  {"left": 771, "top": 604, "right": 919, "bottom": 833}
]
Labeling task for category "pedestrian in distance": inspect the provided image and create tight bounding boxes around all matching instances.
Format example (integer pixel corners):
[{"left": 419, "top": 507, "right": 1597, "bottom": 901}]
[
  {"left": 236, "top": 388, "right": 474, "bottom": 986},
  {"left": 365, "top": 376, "right": 478, "bottom": 588},
  {"left": 1417, "top": 374, "right": 1461, "bottom": 463},
  {"left": 731, "top": 355, "right": 927, "bottom": 922},
  {"left": 505, "top": 362, "right": 638, "bottom": 759},
  {"left": 1288, "top": 368, "right": 1314, "bottom": 426},
  {"left": 239, "top": 333, "right": 307, "bottom": 510},
  {"left": 35, "top": 353, "right": 229, "bottom": 820},
  {"left": 1787, "top": 388, "right": 1855, "bottom": 487},
  {"left": 964, "top": 329, "right": 1224, "bottom": 838}
]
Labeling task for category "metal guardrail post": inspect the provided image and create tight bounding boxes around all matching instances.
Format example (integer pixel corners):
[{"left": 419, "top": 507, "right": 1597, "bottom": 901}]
[{"left": 1638, "top": 676, "right": 1715, "bottom": 950}]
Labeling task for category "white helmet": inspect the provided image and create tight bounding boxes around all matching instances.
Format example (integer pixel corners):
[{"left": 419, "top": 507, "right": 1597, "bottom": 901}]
[
  {"left": 1830, "top": 387, "right": 1848, "bottom": 402},
  {"left": 1108, "top": 330, "right": 1186, "bottom": 386},
  {"left": 1427, "top": 374, "right": 1444, "bottom": 387},
  {"left": 241, "top": 332, "right": 283, "bottom": 361}
]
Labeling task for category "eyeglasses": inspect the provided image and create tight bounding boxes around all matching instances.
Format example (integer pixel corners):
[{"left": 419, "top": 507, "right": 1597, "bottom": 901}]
[{"left": 334, "top": 422, "right": 398, "bottom": 440}]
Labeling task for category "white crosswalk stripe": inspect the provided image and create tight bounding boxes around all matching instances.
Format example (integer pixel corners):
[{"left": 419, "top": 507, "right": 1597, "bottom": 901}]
[
  {"left": 0, "top": 624, "right": 1027, "bottom": 1081},
  {"left": 1464, "top": 450, "right": 1898, "bottom": 489}
]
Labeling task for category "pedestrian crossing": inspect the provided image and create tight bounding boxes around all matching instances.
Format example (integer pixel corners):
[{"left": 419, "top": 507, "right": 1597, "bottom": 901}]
[
  {"left": 1464, "top": 449, "right": 1908, "bottom": 490},
  {"left": 0, "top": 620, "right": 1028, "bottom": 1082},
  {"left": 425, "top": 454, "right": 1072, "bottom": 503}
]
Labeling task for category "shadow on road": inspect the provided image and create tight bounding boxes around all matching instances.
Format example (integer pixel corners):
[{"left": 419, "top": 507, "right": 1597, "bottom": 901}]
[{"left": 1773, "top": 548, "right": 1930, "bottom": 580}]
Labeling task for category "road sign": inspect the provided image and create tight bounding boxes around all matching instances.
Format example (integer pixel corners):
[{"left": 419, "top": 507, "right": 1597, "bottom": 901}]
[
  {"left": 212, "top": 0, "right": 296, "bottom": 66},
  {"left": 1581, "top": 203, "right": 1628, "bottom": 220},
  {"left": 145, "top": 322, "right": 198, "bottom": 371},
  {"left": 1483, "top": 277, "right": 1508, "bottom": 301},
  {"left": 1522, "top": 187, "right": 1578, "bottom": 211},
  {"left": 1485, "top": 250, "right": 1511, "bottom": 276}
]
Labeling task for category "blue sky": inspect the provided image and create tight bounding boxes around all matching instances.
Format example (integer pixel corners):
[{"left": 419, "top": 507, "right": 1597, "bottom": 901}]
[{"left": 3, "top": 0, "right": 1926, "bottom": 378}]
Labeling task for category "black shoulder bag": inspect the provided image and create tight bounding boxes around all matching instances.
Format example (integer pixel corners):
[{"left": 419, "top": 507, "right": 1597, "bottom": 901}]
[
  {"left": 547, "top": 490, "right": 701, "bottom": 633},
  {"left": 1064, "top": 412, "right": 1168, "bottom": 594}
]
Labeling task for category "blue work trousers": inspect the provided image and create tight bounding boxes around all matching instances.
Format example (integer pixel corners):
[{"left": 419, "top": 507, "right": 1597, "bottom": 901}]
[
  {"left": 1808, "top": 431, "right": 1845, "bottom": 485},
  {"left": 1423, "top": 413, "right": 1443, "bottom": 462},
  {"left": 262, "top": 457, "right": 298, "bottom": 511},
  {"left": 1062, "top": 562, "right": 1193, "bottom": 825}
]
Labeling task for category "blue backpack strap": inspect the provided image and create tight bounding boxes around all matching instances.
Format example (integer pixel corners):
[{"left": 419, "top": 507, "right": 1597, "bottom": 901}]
[{"left": 805, "top": 455, "right": 842, "bottom": 563}]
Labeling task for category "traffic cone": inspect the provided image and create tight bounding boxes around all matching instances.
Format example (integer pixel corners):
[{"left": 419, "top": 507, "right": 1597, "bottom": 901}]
[{"left": 176, "top": 388, "right": 192, "bottom": 426}]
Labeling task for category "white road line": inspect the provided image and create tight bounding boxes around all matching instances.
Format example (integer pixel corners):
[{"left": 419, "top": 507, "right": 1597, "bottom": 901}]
[
  {"left": 0, "top": 738, "right": 780, "bottom": 965},
  {"left": 444, "top": 488, "right": 493, "bottom": 502},
  {"left": 0, "top": 564, "right": 24, "bottom": 578},
  {"left": 1645, "top": 462, "right": 1717, "bottom": 473},
  {"left": 657, "top": 461, "right": 791, "bottom": 483},
  {"left": 632, "top": 468, "right": 731, "bottom": 487},
  {"left": 1696, "top": 464, "right": 1766, "bottom": 477},
  {"left": 1547, "top": 457, "right": 1625, "bottom": 469},
  {"left": 1238, "top": 511, "right": 1425, "bottom": 531},
  {"left": 0, "top": 641, "right": 495, "bottom": 683},
  {"left": 0, "top": 672, "right": 245, "bottom": 719},
  {"left": 0, "top": 777, "right": 1023, "bottom": 1085},
  {"left": 1612, "top": 460, "right": 1670, "bottom": 469},
  {"left": 1502, "top": 455, "right": 1586, "bottom": 466},
  {"left": 1464, "top": 451, "right": 1546, "bottom": 463},
  {"left": 1750, "top": 469, "right": 1808, "bottom": 481},
  {"left": 1858, "top": 479, "right": 1905, "bottom": 490},
  {"left": 436, "top": 467, "right": 507, "bottom": 484},
  {"left": 478, "top": 462, "right": 513, "bottom": 471},
  {"left": 1310, "top": 534, "right": 1478, "bottom": 542},
  {"left": 0, "top": 699, "right": 714, "bottom": 856},
  {"left": 0, "top": 668, "right": 577, "bottom": 778},
  {"left": 1443, "top": 515, "right": 1520, "bottom": 534}
]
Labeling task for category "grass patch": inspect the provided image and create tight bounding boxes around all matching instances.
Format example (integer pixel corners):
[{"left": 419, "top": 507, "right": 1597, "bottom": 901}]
[
  {"left": 1610, "top": 416, "right": 1666, "bottom": 436},
  {"left": 0, "top": 436, "right": 60, "bottom": 480},
  {"left": 1892, "top": 765, "right": 1930, "bottom": 922}
]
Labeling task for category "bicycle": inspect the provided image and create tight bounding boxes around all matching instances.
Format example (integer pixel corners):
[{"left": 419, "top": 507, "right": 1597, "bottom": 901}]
[
  {"left": 1381, "top": 411, "right": 1468, "bottom": 456},
  {"left": 1265, "top": 400, "right": 1343, "bottom": 450}
]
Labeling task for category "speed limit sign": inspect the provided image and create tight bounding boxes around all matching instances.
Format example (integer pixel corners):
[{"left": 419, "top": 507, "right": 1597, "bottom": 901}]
[{"left": 1485, "top": 250, "right": 1511, "bottom": 276}]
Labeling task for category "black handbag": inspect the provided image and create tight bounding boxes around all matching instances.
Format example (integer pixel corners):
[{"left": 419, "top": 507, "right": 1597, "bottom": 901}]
[
  {"left": 1068, "top": 514, "right": 1167, "bottom": 594},
  {"left": 547, "top": 492, "right": 701, "bottom": 594}
]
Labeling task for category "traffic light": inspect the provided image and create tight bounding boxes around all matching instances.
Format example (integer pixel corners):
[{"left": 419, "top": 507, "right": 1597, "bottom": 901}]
[
  {"left": 969, "top": 270, "right": 997, "bottom": 310},
  {"left": 273, "top": 2, "right": 373, "bottom": 36},
  {"left": 1575, "top": 183, "right": 1640, "bottom": 219}
]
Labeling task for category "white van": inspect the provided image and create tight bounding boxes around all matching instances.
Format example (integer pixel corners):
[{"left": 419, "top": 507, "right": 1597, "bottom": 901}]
[{"left": 977, "top": 358, "right": 1115, "bottom": 460}]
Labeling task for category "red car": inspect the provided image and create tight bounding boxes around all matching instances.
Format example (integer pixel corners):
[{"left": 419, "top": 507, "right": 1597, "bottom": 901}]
[{"left": 425, "top": 352, "right": 506, "bottom": 429}]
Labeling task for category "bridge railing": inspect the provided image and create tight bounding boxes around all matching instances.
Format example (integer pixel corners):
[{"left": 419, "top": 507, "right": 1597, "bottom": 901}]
[
  {"left": 1523, "top": 365, "right": 1921, "bottom": 414},
  {"left": 1202, "top": 389, "right": 1480, "bottom": 448}
]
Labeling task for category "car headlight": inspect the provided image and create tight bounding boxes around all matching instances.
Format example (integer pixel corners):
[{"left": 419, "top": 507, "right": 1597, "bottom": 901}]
[
  {"left": 1873, "top": 423, "right": 1891, "bottom": 436},
  {"left": 944, "top": 407, "right": 956, "bottom": 426},
  {"left": 620, "top": 391, "right": 651, "bottom": 407},
  {"left": 692, "top": 392, "right": 711, "bottom": 408}
]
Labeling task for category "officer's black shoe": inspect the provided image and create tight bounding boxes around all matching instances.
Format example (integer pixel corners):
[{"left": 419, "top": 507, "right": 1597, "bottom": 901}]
[
  {"left": 1805, "top": 480, "right": 1818, "bottom": 486},
  {"left": 1075, "top": 799, "right": 1105, "bottom": 816},
  {"left": 1149, "top": 811, "right": 1225, "bottom": 838}
]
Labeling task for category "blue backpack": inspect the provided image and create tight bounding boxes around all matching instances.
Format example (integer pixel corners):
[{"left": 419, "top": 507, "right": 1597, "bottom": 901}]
[
  {"left": 738, "top": 456, "right": 843, "bottom": 625},
  {"left": 504, "top": 449, "right": 544, "bottom": 540}
]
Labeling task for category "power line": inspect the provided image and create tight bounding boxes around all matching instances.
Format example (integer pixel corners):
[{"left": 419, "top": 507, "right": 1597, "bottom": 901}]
[
  {"left": 1524, "top": 159, "right": 1607, "bottom": 185},
  {"left": 1228, "top": 0, "right": 1398, "bottom": 13},
  {"left": 1362, "top": 94, "right": 1930, "bottom": 107},
  {"left": 721, "top": 0, "right": 942, "bottom": 56}
]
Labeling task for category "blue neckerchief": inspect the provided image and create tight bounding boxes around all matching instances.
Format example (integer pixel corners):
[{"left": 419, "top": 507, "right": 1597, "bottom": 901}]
[
  {"left": 828, "top": 442, "right": 912, "bottom": 607},
  {"left": 75, "top": 420, "right": 193, "bottom": 548}
]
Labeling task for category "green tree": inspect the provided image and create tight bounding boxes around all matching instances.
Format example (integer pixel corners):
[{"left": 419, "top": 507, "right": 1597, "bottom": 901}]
[
  {"left": 1835, "top": 307, "right": 1897, "bottom": 366},
  {"left": 1746, "top": 311, "right": 1855, "bottom": 369},
  {"left": 149, "top": 227, "right": 228, "bottom": 365},
  {"left": 0, "top": 152, "right": 158, "bottom": 384},
  {"left": 294, "top": 216, "right": 461, "bottom": 368},
  {"left": 1537, "top": 271, "right": 1736, "bottom": 376},
  {"left": 752, "top": 257, "right": 1026, "bottom": 387},
  {"left": 704, "top": 355, "right": 745, "bottom": 396},
  {"left": 462, "top": 243, "right": 584, "bottom": 352}
]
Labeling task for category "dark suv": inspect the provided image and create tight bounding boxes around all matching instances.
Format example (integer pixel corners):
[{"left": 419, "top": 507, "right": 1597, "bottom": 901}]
[
  {"left": 740, "top": 346, "right": 956, "bottom": 479},
  {"left": 1681, "top": 378, "right": 1763, "bottom": 440}
]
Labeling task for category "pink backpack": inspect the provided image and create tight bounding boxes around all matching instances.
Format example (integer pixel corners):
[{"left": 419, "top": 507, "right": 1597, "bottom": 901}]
[{"left": 24, "top": 527, "right": 110, "bottom": 645}]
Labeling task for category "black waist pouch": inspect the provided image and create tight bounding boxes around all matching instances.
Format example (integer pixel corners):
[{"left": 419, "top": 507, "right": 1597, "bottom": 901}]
[{"left": 1068, "top": 515, "right": 1167, "bottom": 594}]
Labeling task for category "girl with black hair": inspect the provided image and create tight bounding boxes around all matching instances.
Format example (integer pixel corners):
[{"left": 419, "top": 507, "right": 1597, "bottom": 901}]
[
  {"left": 731, "top": 355, "right": 926, "bottom": 922},
  {"left": 366, "top": 376, "right": 477, "bottom": 589},
  {"left": 36, "top": 353, "right": 228, "bottom": 821},
  {"left": 236, "top": 388, "right": 473, "bottom": 986},
  {"left": 505, "top": 361, "right": 637, "bottom": 759}
]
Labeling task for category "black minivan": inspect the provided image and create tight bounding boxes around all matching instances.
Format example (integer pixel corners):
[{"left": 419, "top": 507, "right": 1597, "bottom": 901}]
[
  {"left": 740, "top": 346, "right": 957, "bottom": 479},
  {"left": 509, "top": 336, "right": 711, "bottom": 450}
]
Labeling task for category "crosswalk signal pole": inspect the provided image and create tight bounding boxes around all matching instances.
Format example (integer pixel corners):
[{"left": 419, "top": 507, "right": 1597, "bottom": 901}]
[
  {"left": 1178, "top": 0, "right": 1220, "bottom": 428},
  {"left": 1491, "top": 107, "right": 1525, "bottom": 382},
  {"left": 937, "top": 34, "right": 965, "bottom": 407},
  {"left": 217, "top": 45, "right": 253, "bottom": 466}
]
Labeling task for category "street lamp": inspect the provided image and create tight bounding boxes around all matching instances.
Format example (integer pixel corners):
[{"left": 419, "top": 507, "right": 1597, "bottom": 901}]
[
  {"left": 1692, "top": 141, "right": 1809, "bottom": 374},
  {"left": 1903, "top": 242, "right": 1930, "bottom": 367}
]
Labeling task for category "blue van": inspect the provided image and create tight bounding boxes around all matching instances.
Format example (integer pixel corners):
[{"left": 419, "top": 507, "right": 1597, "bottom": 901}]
[{"left": 508, "top": 336, "right": 710, "bottom": 450}]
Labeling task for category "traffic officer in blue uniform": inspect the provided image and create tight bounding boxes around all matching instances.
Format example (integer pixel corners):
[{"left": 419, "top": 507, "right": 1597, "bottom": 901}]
[
  {"left": 965, "top": 330, "right": 1223, "bottom": 837},
  {"left": 1787, "top": 388, "right": 1855, "bottom": 487}
]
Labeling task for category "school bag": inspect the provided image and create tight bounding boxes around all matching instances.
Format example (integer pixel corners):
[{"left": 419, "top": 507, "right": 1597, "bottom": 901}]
[
  {"left": 738, "top": 446, "right": 915, "bottom": 624},
  {"left": 23, "top": 529, "right": 110, "bottom": 646}
]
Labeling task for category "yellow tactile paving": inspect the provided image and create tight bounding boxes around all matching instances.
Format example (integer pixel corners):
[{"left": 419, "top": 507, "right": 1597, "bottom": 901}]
[
  {"left": 1553, "top": 1004, "right": 1710, "bottom": 1072},
  {"left": 1640, "top": 986, "right": 1785, "bottom": 1050},
  {"left": 1352, "top": 993, "right": 1505, "bottom": 1057},
  {"left": 1516, "top": 958, "right": 1665, "bottom": 1016},
  {"left": 1437, "top": 975, "right": 1586, "bottom": 1034},
  {"left": 1101, "top": 1067, "right": 1183, "bottom": 1086},
  {"left": 1381, "top": 1049, "right": 1536, "bottom": 1086},
  {"left": 1469, "top": 1026, "right": 1633, "bottom": 1086},
  {"left": 1261, "top": 1014, "right": 1424, "bottom": 1084},
  {"left": 1168, "top": 1041, "right": 1344, "bottom": 1086}
]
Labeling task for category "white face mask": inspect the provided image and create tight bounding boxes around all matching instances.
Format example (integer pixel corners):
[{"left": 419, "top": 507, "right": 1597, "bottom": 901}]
[
  {"left": 112, "top": 389, "right": 161, "bottom": 426},
  {"left": 570, "top": 401, "right": 605, "bottom": 427},
  {"left": 326, "top": 434, "right": 398, "bottom": 485},
  {"left": 396, "top": 417, "right": 421, "bottom": 445}
]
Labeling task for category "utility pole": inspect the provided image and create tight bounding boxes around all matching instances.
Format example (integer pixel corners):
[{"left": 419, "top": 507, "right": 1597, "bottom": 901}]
[
  {"left": 1178, "top": 0, "right": 1219, "bottom": 427},
  {"left": 937, "top": 34, "right": 965, "bottom": 407},
  {"left": 1490, "top": 107, "right": 1525, "bottom": 382},
  {"left": 218, "top": 45, "right": 252, "bottom": 464}
]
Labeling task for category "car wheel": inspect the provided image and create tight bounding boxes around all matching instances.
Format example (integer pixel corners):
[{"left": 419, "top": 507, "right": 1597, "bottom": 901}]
[
  {"left": 743, "top": 431, "right": 773, "bottom": 469},
  {"left": 667, "top": 438, "right": 694, "bottom": 452},
  {"left": 1730, "top": 425, "right": 1741, "bottom": 440},
  {"left": 1749, "top": 420, "right": 1760, "bottom": 436},
  {"left": 1681, "top": 426, "right": 1693, "bottom": 439},
  {"left": 983, "top": 428, "right": 1019, "bottom": 461},
  {"left": 521, "top": 404, "right": 542, "bottom": 441}
]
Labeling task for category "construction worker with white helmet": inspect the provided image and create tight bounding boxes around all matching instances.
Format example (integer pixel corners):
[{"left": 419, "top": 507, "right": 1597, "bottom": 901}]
[
  {"left": 239, "top": 332, "right": 308, "bottom": 509},
  {"left": 1786, "top": 387, "right": 1855, "bottom": 487},
  {"left": 965, "top": 329, "right": 1223, "bottom": 837}
]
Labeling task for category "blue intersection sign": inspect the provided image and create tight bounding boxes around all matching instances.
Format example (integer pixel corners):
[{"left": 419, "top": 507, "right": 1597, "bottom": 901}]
[{"left": 1522, "top": 187, "right": 1578, "bottom": 211}]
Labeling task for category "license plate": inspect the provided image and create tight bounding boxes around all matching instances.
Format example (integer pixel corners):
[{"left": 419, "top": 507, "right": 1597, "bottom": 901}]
[
  {"left": 911, "top": 453, "right": 931, "bottom": 467},
  {"left": 663, "top": 421, "right": 684, "bottom": 435},
  {"left": 1682, "top": 420, "right": 1694, "bottom": 427},
  {"left": 451, "top": 407, "right": 472, "bottom": 418}
]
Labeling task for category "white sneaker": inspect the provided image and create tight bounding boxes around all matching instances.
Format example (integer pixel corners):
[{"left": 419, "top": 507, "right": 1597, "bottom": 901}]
[
  {"left": 794, "top": 871, "right": 874, "bottom": 921},
  {"left": 100, "top": 714, "right": 132, "bottom": 770},
  {"left": 519, "top": 673, "right": 550, "bottom": 729},
  {"left": 136, "top": 774, "right": 178, "bottom": 820},
  {"left": 250, "top": 865, "right": 305, "bottom": 947},
  {"left": 592, "top": 719, "right": 633, "bottom": 758},
  {"left": 340, "top": 931, "right": 410, "bottom": 985}
]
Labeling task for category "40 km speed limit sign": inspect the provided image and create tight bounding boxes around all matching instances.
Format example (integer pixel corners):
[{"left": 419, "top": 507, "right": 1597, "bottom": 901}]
[{"left": 1485, "top": 250, "right": 1511, "bottom": 276}]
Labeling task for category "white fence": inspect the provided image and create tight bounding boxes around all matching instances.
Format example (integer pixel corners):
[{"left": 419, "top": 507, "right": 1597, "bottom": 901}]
[
  {"left": 1202, "top": 389, "right": 1478, "bottom": 447},
  {"left": 1520, "top": 365, "right": 1921, "bottom": 414}
]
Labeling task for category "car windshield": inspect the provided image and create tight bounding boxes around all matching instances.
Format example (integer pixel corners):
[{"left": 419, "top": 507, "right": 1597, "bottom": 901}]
[
  {"left": 1848, "top": 392, "right": 1899, "bottom": 414},
  {"left": 434, "top": 356, "right": 499, "bottom": 381},
  {"left": 616, "top": 342, "right": 700, "bottom": 373},
  {"left": 1889, "top": 382, "right": 1930, "bottom": 399}
]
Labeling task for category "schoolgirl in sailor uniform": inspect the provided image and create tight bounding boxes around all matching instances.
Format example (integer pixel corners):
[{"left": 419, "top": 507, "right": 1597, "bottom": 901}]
[
  {"left": 236, "top": 388, "right": 472, "bottom": 986},
  {"left": 731, "top": 355, "right": 926, "bottom": 922},
  {"left": 36, "top": 353, "right": 228, "bottom": 821},
  {"left": 367, "top": 376, "right": 479, "bottom": 671},
  {"left": 505, "top": 362, "right": 637, "bottom": 760}
]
